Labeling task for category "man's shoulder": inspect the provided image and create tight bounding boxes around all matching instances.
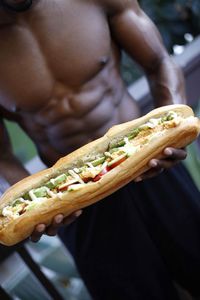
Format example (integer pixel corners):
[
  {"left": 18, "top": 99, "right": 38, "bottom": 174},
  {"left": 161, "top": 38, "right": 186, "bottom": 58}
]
[{"left": 95, "top": 0, "right": 138, "bottom": 15}]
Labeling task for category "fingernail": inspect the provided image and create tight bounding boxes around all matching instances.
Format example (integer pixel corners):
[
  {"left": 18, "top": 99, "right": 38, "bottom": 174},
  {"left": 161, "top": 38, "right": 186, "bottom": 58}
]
[
  {"left": 75, "top": 210, "right": 82, "bottom": 217},
  {"left": 150, "top": 160, "right": 157, "bottom": 168},
  {"left": 165, "top": 148, "right": 172, "bottom": 156},
  {"left": 55, "top": 215, "right": 63, "bottom": 223},
  {"left": 135, "top": 177, "right": 142, "bottom": 182},
  {"left": 37, "top": 224, "right": 45, "bottom": 232}
]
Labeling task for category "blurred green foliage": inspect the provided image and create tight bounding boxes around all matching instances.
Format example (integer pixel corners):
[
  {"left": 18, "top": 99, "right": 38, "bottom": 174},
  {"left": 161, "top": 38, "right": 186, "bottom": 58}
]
[
  {"left": 140, "top": 0, "right": 200, "bottom": 51},
  {"left": 5, "top": 120, "right": 37, "bottom": 163},
  {"left": 122, "top": 0, "right": 200, "bottom": 85}
]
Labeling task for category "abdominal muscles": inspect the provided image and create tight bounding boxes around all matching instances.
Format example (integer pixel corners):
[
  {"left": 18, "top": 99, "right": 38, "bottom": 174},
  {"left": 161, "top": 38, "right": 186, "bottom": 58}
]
[{"left": 19, "top": 61, "right": 138, "bottom": 166}]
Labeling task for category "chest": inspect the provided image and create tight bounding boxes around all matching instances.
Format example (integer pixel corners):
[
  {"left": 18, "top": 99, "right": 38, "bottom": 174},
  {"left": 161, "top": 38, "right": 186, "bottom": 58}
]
[{"left": 0, "top": 0, "right": 111, "bottom": 112}]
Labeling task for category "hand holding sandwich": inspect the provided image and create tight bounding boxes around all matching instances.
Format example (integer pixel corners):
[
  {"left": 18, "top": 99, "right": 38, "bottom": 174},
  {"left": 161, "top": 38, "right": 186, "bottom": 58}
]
[
  {"left": 30, "top": 210, "right": 82, "bottom": 243},
  {"left": 135, "top": 146, "right": 187, "bottom": 181},
  {"left": 30, "top": 146, "right": 187, "bottom": 242},
  {"left": 1, "top": 104, "right": 199, "bottom": 246}
]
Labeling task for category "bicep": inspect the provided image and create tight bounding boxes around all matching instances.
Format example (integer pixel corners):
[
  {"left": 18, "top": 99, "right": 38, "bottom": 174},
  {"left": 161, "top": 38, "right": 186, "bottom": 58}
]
[
  {"left": 0, "top": 119, "right": 13, "bottom": 192},
  {"left": 0, "top": 118, "right": 12, "bottom": 154},
  {"left": 108, "top": 1, "right": 168, "bottom": 72},
  {"left": 0, "top": 118, "right": 29, "bottom": 185}
]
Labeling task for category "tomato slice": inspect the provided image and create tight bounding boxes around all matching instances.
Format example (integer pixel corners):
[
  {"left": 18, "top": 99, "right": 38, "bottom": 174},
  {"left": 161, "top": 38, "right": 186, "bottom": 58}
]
[
  {"left": 57, "top": 185, "right": 69, "bottom": 192},
  {"left": 93, "top": 166, "right": 110, "bottom": 182},
  {"left": 58, "top": 182, "right": 76, "bottom": 192},
  {"left": 109, "top": 156, "right": 127, "bottom": 169},
  {"left": 82, "top": 177, "right": 92, "bottom": 183}
]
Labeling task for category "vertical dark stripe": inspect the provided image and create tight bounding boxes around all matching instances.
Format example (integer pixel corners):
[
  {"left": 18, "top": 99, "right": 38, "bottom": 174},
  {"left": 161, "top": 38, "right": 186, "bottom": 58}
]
[{"left": 17, "top": 246, "right": 64, "bottom": 300}]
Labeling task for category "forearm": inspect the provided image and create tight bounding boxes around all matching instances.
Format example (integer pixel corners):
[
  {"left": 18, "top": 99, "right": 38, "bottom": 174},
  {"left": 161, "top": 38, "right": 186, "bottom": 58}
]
[
  {"left": 0, "top": 153, "right": 29, "bottom": 193},
  {"left": 147, "top": 56, "right": 186, "bottom": 108}
]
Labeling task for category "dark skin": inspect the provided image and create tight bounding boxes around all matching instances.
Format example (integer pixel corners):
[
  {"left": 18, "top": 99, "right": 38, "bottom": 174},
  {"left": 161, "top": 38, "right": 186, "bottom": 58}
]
[{"left": 0, "top": 0, "right": 187, "bottom": 242}]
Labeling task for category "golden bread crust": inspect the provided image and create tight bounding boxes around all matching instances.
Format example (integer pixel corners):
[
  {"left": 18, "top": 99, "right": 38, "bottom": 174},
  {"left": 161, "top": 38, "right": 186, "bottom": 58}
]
[{"left": 0, "top": 104, "right": 200, "bottom": 246}]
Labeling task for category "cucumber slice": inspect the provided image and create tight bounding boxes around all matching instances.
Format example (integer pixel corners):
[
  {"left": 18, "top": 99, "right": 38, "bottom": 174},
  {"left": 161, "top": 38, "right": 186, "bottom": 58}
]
[
  {"left": 50, "top": 174, "right": 67, "bottom": 187},
  {"left": 91, "top": 157, "right": 105, "bottom": 167},
  {"left": 33, "top": 186, "right": 48, "bottom": 198}
]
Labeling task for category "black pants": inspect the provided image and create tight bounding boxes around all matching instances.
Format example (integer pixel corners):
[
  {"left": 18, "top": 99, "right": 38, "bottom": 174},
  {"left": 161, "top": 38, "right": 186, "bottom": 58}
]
[{"left": 59, "top": 164, "right": 200, "bottom": 300}]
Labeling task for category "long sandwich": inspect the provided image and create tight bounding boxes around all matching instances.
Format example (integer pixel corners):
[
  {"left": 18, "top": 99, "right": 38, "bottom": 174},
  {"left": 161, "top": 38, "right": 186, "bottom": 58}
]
[{"left": 0, "top": 104, "right": 200, "bottom": 246}]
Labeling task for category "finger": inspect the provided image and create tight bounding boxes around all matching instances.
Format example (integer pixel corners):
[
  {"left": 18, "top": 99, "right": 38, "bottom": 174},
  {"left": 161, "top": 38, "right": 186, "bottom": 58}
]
[
  {"left": 45, "top": 214, "right": 64, "bottom": 236},
  {"left": 149, "top": 158, "right": 173, "bottom": 169},
  {"left": 134, "top": 159, "right": 163, "bottom": 182},
  {"left": 63, "top": 210, "right": 82, "bottom": 226},
  {"left": 45, "top": 211, "right": 82, "bottom": 236},
  {"left": 135, "top": 147, "right": 187, "bottom": 183},
  {"left": 164, "top": 147, "right": 187, "bottom": 160},
  {"left": 150, "top": 157, "right": 182, "bottom": 170},
  {"left": 135, "top": 166, "right": 164, "bottom": 182},
  {"left": 30, "top": 224, "right": 46, "bottom": 243}
]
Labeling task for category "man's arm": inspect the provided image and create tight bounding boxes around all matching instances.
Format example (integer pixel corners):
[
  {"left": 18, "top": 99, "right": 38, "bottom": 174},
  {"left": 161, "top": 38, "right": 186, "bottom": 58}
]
[
  {"left": 0, "top": 118, "right": 29, "bottom": 189},
  {"left": 104, "top": 0, "right": 186, "bottom": 107},
  {"left": 102, "top": 0, "right": 187, "bottom": 179},
  {"left": 0, "top": 118, "right": 81, "bottom": 241}
]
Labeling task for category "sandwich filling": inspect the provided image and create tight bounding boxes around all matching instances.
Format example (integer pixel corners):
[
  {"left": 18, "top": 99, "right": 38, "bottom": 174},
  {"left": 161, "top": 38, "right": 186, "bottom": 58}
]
[{"left": 0, "top": 111, "right": 182, "bottom": 222}]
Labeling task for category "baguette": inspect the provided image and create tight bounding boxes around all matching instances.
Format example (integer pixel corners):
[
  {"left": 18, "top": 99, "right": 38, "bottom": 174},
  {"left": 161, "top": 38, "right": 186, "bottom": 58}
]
[{"left": 0, "top": 104, "right": 200, "bottom": 246}]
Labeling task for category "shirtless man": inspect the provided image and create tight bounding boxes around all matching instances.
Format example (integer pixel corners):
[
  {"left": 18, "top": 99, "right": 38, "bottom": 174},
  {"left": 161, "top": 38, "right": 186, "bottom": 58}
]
[{"left": 0, "top": 1, "right": 200, "bottom": 299}]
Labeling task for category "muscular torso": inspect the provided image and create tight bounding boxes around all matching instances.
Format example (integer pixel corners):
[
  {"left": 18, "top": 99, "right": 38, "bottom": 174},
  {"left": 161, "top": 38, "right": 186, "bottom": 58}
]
[{"left": 0, "top": 0, "right": 139, "bottom": 166}]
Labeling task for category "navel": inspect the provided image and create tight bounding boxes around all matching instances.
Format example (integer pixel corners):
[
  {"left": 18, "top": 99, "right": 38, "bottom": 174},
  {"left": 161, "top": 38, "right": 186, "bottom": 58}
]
[{"left": 99, "top": 56, "right": 110, "bottom": 66}]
